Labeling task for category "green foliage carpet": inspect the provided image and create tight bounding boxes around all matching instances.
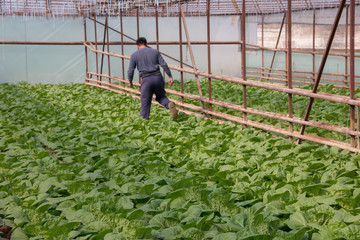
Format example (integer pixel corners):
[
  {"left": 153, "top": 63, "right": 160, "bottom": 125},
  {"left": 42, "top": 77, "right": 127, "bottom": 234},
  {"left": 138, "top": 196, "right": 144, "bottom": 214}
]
[{"left": 0, "top": 82, "right": 359, "bottom": 240}]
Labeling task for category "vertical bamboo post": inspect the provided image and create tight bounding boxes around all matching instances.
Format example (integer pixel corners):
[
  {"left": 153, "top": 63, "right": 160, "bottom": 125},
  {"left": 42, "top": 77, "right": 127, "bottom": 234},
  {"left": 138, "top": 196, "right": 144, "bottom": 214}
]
[
  {"left": 106, "top": 15, "right": 111, "bottom": 84},
  {"left": 345, "top": 5, "right": 349, "bottom": 86},
  {"left": 312, "top": 9, "right": 316, "bottom": 82},
  {"left": 137, "top": 8, "right": 141, "bottom": 84},
  {"left": 179, "top": 5, "right": 206, "bottom": 110},
  {"left": 285, "top": 12, "right": 288, "bottom": 79},
  {"left": 99, "top": 17, "right": 108, "bottom": 81},
  {"left": 357, "top": 106, "right": 360, "bottom": 149},
  {"left": 241, "top": 0, "right": 247, "bottom": 122},
  {"left": 120, "top": 10, "right": 125, "bottom": 87},
  {"left": 136, "top": 8, "right": 140, "bottom": 39},
  {"left": 287, "top": 0, "right": 293, "bottom": 141},
  {"left": 156, "top": 6, "right": 159, "bottom": 50},
  {"left": 207, "top": 0, "right": 212, "bottom": 112},
  {"left": 261, "top": 15, "right": 264, "bottom": 80},
  {"left": 268, "top": 13, "right": 286, "bottom": 79},
  {"left": 298, "top": 0, "right": 347, "bottom": 143},
  {"left": 120, "top": 10, "right": 125, "bottom": 88},
  {"left": 155, "top": 6, "right": 165, "bottom": 80},
  {"left": 93, "top": 15, "right": 99, "bottom": 81},
  {"left": 350, "top": 0, "right": 355, "bottom": 147},
  {"left": 83, "top": 17, "right": 89, "bottom": 80},
  {"left": 179, "top": 4, "right": 184, "bottom": 108}
]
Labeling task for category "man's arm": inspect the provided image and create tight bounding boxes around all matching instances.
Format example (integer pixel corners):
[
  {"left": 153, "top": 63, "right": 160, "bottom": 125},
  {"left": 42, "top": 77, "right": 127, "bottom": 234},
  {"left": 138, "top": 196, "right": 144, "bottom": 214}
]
[
  {"left": 158, "top": 52, "right": 172, "bottom": 78},
  {"left": 127, "top": 57, "right": 136, "bottom": 87}
]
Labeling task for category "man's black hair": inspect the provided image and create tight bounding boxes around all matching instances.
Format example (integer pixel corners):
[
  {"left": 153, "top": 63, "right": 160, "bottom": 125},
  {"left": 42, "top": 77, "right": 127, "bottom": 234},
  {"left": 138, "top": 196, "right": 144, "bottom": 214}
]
[{"left": 136, "top": 37, "right": 147, "bottom": 46}]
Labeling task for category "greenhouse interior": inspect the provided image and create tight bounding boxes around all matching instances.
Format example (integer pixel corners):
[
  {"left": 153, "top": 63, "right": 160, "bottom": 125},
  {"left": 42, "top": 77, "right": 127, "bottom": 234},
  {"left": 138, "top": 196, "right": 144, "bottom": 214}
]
[{"left": 1, "top": 0, "right": 360, "bottom": 239}]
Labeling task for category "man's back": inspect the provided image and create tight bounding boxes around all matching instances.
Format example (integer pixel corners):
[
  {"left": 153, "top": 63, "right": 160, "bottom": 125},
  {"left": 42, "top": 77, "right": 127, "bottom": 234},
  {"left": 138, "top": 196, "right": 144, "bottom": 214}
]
[
  {"left": 126, "top": 37, "right": 177, "bottom": 119},
  {"left": 128, "top": 47, "right": 171, "bottom": 81}
]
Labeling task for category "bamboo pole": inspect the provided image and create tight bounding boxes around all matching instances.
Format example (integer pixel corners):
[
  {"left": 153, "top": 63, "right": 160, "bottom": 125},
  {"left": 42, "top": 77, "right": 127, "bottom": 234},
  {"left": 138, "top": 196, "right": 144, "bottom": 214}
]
[
  {"left": 86, "top": 72, "right": 360, "bottom": 138},
  {"left": 312, "top": 9, "right": 316, "bottom": 83},
  {"left": 93, "top": 15, "right": 99, "bottom": 81},
  {"left": 262, "top": 15, "right": 264, "bottom": 80},
  {"left": 287, "top": 0, "right": 293, "bottom": 141},
  {"left": 84, "top": 76, "right": 360, "bottom": 154},
  {"left": 246, "top": 72, "right": 360, "bottom": 87},
  {"left": 241, "top": 0, "right": 247, "bottom": 122},
  {"left": 99, "top": 16, "right": 108, "bottom": 82},
  {"left": 136, "top": 8, "right": 141, "bottom": 84},
  {"left": 83, "top": 17, "right": 89, "bottom": 80},
  {"left": 345, "top": 6, "right": 349, "bottom": 86},
  {"left": 84, "top": 43, "right": 360, "bottom": 107},
  {"left": 178, "top": 5, "right": 184, "bottom": 108},
  {"left": 179, "top": 4, "right": 206, "bottom": 110},
  {"left": 207, "top": 0, "right": 212, "bottom": 112},
  {"left": 350, "top": 0, "right": 356, "bottom": 147},
  {"left": 268, "top": 13, "right": 286, "bottom": 79},
  {"left": 120, "top": 10, "right": 125, "bottom": 89},
  {"left": 248, "top": 66, "right": 360, "bottom": 80},
  {"left": 298, "top": 0, "right": 347, "bottom": 143},
  {"left": 357, "top": 106, "right": 360, "bottom": 149},
  {"left": 106, "top": 15, "right": 111, "bottom": 84}
]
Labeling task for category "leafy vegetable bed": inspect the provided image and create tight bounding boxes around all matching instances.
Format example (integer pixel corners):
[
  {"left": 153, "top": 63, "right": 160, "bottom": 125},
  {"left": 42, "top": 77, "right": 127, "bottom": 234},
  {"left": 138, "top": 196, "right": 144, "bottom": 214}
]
[
  {"left": 168, "top": 80, "right": 359, "bottom": 142},
  {"left": 0, "top": 83, "right": 359, "bottom": 240}
]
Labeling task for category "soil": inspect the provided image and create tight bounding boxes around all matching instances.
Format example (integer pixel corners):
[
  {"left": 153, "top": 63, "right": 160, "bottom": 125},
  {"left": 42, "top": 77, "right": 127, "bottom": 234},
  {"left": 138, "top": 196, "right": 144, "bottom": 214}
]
[{"left": 0, "top": 225, "right": 12, "bottom": 239}]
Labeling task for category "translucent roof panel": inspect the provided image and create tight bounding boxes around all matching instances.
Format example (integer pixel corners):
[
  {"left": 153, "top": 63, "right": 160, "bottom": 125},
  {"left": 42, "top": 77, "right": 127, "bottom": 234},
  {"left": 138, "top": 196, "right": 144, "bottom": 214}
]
[{"left": 0, "top": 0, "right": 359, "bottom": 17}]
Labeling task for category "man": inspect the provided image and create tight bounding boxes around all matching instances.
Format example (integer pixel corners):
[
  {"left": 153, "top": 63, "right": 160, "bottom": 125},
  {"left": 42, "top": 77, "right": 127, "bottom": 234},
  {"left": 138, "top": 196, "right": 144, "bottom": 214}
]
[{"left": 127, "top": 37, "right": 178, "bottom": 120}]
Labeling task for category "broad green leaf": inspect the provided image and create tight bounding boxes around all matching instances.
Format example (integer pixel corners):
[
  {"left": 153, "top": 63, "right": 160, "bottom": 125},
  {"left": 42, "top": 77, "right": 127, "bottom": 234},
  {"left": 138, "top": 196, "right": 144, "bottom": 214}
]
[{"left": 9, "top": 228, "right": 29, "bottom": 240}]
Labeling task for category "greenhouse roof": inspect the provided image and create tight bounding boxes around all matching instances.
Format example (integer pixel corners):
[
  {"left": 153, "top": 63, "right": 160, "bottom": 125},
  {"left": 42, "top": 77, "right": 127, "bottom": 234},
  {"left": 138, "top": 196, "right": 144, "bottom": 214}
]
[{"left": 0, "top": 0, "right": 359, "bottom": 17}]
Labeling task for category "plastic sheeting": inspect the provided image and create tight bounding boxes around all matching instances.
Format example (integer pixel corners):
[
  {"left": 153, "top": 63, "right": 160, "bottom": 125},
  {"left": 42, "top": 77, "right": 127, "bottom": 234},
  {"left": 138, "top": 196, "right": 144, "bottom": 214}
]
[{"left": 0, "top": 7, "right": 359, "bottom": 85}]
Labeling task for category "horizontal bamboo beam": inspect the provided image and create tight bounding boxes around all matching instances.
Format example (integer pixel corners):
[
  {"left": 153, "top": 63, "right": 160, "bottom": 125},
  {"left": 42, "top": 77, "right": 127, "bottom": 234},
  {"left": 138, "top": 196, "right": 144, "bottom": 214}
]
[
  {"left": 2, "top": 39, "right": 360, "bottom": 57},
  {"left": 248, "top": 66, "right": 360, "bottom": 79},
  {"left": 85, "top": 77, "right": 360, "bottom": 153},
  {"left": 247, "top": 74, "right": 354, "bottom": 89},
  {"left": 247, "top": 72, "right": 360, "bottom": 85},
  {"left": 87, "top": 72, "right": 360, "bottom": 137},
  {"left": 247, "top": 42, "right": 360, "bottom": 58},
  {"left": 0, "top": 40, "right": 243, "bottom": 45},
  {"left": 84, "top": 44, "right": 360, "bottom": 107}
]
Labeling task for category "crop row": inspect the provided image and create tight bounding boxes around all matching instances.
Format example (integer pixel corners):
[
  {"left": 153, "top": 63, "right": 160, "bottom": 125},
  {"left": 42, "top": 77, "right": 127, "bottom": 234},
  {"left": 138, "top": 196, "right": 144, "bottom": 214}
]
[{"left": 0, "top": 82, "right": 359, "bottom": 239}]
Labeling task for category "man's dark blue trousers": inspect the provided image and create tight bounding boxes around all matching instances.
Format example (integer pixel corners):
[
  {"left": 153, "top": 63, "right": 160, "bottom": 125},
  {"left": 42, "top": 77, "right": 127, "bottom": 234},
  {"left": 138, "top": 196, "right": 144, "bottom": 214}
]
[{"left": 140, "top": 74, "right": 170, "bottom": 120}]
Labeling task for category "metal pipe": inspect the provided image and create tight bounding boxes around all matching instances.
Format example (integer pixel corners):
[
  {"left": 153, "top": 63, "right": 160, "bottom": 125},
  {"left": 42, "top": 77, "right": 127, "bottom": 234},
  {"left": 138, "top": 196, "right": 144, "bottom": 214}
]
[{"left": 298, "top": 0, "right": 347, "bottom": 143}]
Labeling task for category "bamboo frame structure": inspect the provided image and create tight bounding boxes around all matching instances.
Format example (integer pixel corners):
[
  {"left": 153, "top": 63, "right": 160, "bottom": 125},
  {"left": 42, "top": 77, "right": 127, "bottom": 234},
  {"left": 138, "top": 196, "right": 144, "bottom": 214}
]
[{"left": 1, "top": 0, "right": 359, "bottom": 152}]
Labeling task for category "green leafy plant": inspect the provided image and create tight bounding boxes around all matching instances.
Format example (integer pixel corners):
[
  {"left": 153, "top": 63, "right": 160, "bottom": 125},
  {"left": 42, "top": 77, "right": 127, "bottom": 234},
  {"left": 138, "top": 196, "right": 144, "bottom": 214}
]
[{"left": 0, "top": 82, "right": 359, "bottom": 239}]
